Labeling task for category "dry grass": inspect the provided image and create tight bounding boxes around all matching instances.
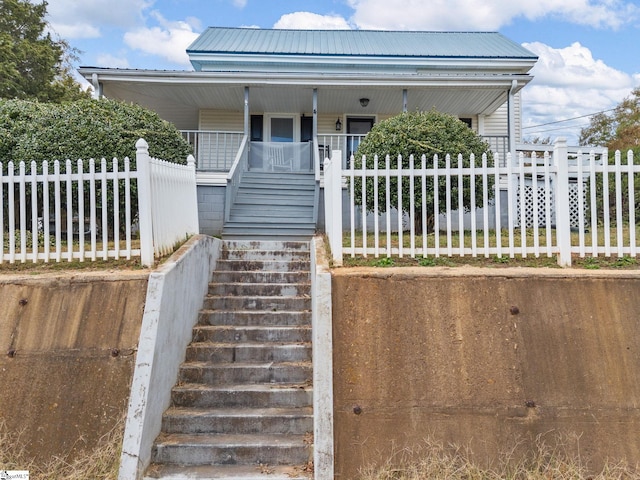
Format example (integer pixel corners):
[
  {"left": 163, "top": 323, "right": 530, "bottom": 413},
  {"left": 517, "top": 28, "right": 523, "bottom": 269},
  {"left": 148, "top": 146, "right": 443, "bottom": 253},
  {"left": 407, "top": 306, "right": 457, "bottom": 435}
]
[
  {"left": 0, "top": 419, "right": 122, "bottom": 479},
  {"left": 358, "top": 436, "right": 639, "bottom": 480}
]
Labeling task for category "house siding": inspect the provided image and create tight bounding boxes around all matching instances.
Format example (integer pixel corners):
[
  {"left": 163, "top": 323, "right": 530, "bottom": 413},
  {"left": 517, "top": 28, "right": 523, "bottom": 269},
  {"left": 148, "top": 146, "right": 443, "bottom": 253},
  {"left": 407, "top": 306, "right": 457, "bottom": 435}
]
[
  {"left": 199, "top": 110, "right": 244, "bottom": 131},
  {"left": 482, "top": 92, "right": 522, "bottom": 140}
]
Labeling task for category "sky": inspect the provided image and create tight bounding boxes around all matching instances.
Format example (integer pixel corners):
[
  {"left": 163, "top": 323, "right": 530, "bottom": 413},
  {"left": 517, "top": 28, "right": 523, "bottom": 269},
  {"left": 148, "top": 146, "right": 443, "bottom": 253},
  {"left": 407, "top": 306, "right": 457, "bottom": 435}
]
[{"left": 44, "top": 0, "right": 640, "bottom": 145}]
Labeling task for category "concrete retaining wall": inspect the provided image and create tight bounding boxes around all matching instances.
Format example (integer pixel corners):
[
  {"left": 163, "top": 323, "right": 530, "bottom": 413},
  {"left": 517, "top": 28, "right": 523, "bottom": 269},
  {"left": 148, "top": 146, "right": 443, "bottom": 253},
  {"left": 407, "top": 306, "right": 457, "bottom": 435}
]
[
  {"left": 331, "top": 267, "right": 640, "bottom": 478},
  {"left": 119, "top": 234, "right": 221, "bottom": 479},
  {"left": 0, "top": 269, "right": 149, "bottom": 461}
]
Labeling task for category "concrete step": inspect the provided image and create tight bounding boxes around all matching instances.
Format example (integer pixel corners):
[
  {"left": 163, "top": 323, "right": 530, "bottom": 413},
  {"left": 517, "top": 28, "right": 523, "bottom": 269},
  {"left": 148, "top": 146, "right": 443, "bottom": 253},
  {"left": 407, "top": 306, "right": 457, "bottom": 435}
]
[
  {"left": 144, "top": 463, "right": 312, "bottom": 480},
  {"left": 211, "top": 271, "right": 310, "bottom": 284},
  {"left": 185, "top": 343, "right": 312, "bottom": 363},
  {"left": 220, "top": 249, "right": 310, "bottom": 262},
  {"left": 221, "top": 226, "right": 316, "bottom": 240},
  {"left": 161, "top": 406, "right": 313, "bottom": 435},
  {"left": 203, "top": 295, "right": 310, "bottom": 311},
  {"left": 192, "top": 325, "right": 312, "bottom": 343},
  {"left": 151, "top": 433, "right": 312, "bottom": 466},
  {"left": 215, "top": 259, "right": 310, "bottom": 272},
  {"left": 179, "top": 361, "right": 312, "bottom": 385},
  {"left": 222, "top": 240, "right": 310, "bottom": 252},
  {"left": 199, "top": 310, "right": 311, "bottom": 327},
  {"left": 171, "top": 383, "right": 312, "bottom": 409},
  {"left": 208, "top": 282, "right": 311, "bottom": 297}
]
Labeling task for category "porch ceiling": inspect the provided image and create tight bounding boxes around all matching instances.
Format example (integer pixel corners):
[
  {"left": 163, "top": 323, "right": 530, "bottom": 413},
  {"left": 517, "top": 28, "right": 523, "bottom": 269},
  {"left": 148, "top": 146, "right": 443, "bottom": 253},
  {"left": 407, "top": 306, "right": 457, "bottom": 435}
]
[{"left": 90, "top": 71, "right": 526, "bottom": 130}]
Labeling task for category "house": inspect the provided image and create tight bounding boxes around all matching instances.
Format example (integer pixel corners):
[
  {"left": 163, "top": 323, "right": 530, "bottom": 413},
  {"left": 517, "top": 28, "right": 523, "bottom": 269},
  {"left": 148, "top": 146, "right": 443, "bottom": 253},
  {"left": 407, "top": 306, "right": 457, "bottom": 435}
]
[{"left": 79, "top": 27, "right": 538, "bottom": 238}]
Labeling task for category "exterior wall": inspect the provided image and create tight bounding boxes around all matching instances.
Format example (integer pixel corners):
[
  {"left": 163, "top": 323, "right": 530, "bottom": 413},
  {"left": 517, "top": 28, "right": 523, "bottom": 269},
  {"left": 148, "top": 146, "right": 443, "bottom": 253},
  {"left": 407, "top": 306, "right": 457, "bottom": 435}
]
[
  {"left": 199, "top": 109, "right": 244, "bottom": 131},
  {"left": 331, "top": 268, "right": 640, "bottom": 479},
  {"left": 197, "top": 184, "right": 226, "bottom": 236},
  {"left": 483, "top": 91, "right": 522, "bottom": 140}
]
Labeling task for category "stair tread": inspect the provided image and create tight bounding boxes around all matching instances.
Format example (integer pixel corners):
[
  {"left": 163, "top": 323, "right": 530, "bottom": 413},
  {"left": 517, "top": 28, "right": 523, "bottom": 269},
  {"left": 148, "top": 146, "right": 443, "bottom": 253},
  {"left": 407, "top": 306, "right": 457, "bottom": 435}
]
[
  {"left": 188, "top": 342, "right": 311, "bottom": 348},
  {"left": 173, "top": 383, "right": 312, "bottom": 392},
  {"left": 206, "top": 295, "right": 310, "bottom": 300},
  {"left": 181, "top": 360, "right": 311, "bottom": 369},
  {"left": 164, "top": 406, "right": 313, "bottom": 417},
  {"left": 200, "top": 309, "right": 311, "bottom": 314},
  {"left": 155, "top": 432, "right": 310, "bottom": 446},
  {"left": 145, "top": 464, "right": 312, "bottom": 480}
]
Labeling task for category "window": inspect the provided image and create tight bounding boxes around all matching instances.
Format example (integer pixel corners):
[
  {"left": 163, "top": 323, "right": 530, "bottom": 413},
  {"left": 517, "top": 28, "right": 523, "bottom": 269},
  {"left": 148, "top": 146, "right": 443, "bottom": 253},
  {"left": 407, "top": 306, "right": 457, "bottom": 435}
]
[
  {"left": 460, "top": 117, "right": 473, "bottom": 129},
  {"left": 270, "top": 117, "right": 294, "bottom": 142}
]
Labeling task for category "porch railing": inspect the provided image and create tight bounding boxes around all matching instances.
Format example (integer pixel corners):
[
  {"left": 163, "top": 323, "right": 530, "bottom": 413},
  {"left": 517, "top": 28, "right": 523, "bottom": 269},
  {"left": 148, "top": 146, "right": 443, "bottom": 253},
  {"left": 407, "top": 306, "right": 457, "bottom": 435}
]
[
  {"left": 1, "top": 138, "right": 198, "bottom": 266},
  {"left": 323, "top": 139, "right": 638, "bottom": 267},
  {"left": 224, "top": 135, "right": 249, "bottom": 223},
  {"left": 181, "top": 130, "right": 243, "bottom": 172}
]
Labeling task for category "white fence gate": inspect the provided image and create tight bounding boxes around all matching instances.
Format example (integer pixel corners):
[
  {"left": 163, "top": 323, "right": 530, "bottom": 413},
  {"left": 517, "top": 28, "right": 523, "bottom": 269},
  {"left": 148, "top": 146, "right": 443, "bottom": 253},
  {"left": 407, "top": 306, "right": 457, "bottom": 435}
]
[
  {"left": 324, "top": 139, "right": 639, "bottom": 267},
  {"left": 1, "top": 138, "right": 198, "bottom": 266}
]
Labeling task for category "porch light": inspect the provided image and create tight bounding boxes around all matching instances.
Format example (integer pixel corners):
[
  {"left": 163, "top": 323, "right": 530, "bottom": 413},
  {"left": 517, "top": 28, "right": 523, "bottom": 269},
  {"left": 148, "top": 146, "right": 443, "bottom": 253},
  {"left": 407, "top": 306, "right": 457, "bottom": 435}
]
[
  {"left": 359, "top": 98, "right": 369, "bottom": 107},
  {"left": 335, "top": 118, "right": 342, "bottom": 131}
]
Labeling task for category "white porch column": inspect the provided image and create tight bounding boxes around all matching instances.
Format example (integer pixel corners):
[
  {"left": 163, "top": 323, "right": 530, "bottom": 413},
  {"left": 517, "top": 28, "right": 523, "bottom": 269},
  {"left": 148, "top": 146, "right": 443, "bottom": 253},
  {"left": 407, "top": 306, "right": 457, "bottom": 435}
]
[
  {"left": 243, "top": 86, "right": 249, "bottom": 137},
  {"left": 313, "top": 88, "right": 318, "bottom": 138}
]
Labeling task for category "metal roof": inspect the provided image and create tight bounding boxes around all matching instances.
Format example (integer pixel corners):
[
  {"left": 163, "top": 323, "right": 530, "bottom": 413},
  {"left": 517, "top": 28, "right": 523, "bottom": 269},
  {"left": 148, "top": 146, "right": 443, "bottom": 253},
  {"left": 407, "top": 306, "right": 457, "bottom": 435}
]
[{"left": 187, "top": 28, "right": 537, "bottom": 60}]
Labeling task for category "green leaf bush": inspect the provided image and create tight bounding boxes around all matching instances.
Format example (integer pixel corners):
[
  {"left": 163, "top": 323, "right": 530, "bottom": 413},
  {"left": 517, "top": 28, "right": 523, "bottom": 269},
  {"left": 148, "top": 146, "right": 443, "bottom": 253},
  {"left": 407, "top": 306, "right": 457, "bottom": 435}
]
[
  {"left": 0, "top": 98, "right": 191, "bottom": 164},
  {"left": 0, "top": 98, "right": 193, "bottom": 235},
  {"left": 354, "top": 110, "right": 494, "bottom": 233}
]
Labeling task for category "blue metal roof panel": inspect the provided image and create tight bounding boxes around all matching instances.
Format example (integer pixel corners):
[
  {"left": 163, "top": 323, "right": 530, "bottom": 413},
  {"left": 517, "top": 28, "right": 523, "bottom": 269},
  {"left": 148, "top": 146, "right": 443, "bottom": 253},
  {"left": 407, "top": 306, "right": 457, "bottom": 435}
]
[{"left": 187, "top": 28, "right": 537, "bottom": 59}]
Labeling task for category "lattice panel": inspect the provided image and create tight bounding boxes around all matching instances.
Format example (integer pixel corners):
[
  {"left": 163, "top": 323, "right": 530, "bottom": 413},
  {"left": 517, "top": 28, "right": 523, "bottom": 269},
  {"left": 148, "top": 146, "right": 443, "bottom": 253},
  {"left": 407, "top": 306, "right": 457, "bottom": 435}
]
[{"left": 517, "top": 180, "right": 586, "bottom": 228}]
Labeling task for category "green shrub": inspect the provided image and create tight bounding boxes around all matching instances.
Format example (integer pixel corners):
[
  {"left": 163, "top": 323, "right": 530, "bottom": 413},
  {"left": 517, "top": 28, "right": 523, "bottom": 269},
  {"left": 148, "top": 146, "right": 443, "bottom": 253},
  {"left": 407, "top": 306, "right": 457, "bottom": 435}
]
[
  {"left": 354, "top": 110, "right": 494, "bottom": 233},
  {"left": 0, "top": 98, "right": 191, "bottom": 164},
  {"left": 0, "top": 98, "right": 193, "bottom": 234}
]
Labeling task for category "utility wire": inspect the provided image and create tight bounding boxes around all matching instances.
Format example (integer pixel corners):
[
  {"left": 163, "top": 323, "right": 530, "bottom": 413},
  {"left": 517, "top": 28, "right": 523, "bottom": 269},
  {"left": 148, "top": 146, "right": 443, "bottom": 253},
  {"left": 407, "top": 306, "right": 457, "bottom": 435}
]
[{"left": 523, "top": 108, "right": 616, "bottom": 130}]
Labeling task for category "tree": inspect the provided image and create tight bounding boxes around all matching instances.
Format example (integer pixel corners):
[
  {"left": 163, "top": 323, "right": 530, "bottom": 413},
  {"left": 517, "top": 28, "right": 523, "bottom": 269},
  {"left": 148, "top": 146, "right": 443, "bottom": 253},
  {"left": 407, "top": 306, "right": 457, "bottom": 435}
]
[
  {"left": 579, "top": 87, "right": 640, "bottom": 151},
  {"left": 354, "top": 110, "right": 494, "bottom": 233},
  {"left": 0, "top": 0, "right": 87, "bottom": 101},
  {"left": 579, "top": 88, "right": 640, "bottom": 224}
]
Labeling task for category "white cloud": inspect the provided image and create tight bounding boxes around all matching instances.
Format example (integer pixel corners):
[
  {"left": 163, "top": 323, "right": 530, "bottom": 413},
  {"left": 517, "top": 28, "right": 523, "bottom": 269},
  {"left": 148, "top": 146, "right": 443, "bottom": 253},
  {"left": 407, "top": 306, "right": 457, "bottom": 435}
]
[
  {"left": 95, "top": 53, "right": 130, "bottom": 69},
  {"left": 232, "top": 0, "right": 248, "bottom": 7},
  {"left": 346, "top": 0, "right": 639, "bottom": 30},
  {"left": 46, "top": 0, "right": 151, "bottom": 38},
  {"left": 123, "top": 11, "right": 200, "bottom": 66},
  {"left": 520, "top": 42, "right": 639, "bottom": 143},
  {"left": 274, "top": 12, "right": 352, "bottom": 30}
]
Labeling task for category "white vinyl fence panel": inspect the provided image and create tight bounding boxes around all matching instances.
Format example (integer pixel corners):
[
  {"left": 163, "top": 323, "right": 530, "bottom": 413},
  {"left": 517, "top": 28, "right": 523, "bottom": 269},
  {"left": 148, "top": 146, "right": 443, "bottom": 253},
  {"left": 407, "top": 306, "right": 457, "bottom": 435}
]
[
  {"left": 324, "top": 139, "right": 639, "bottom": 267},
  {"left": 1, "top": 138, "right": 198, "bottom": 266}
]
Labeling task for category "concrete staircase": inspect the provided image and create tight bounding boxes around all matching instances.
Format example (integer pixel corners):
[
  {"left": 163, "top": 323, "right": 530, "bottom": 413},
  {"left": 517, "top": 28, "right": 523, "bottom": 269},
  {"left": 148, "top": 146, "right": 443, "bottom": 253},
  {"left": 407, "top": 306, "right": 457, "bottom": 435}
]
[
  {"left": 144, "top": 240, "right": 313, "bottom": 480},
  {"left": 223, "top": 171, "right": 316, "bottom": 240}
]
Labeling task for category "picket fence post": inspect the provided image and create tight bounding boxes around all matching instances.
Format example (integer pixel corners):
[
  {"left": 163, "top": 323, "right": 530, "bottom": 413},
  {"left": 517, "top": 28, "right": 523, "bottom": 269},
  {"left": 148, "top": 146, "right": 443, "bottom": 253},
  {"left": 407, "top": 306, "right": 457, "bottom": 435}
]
[
  {"left": 136, "top": 138, "right": 154, "bottom": 267},
  {"left": 554, "top": 138, "right": 572, "bottom": 266},
  {"left": 324, "top": 150, "right": 343, "bottom": 266}
]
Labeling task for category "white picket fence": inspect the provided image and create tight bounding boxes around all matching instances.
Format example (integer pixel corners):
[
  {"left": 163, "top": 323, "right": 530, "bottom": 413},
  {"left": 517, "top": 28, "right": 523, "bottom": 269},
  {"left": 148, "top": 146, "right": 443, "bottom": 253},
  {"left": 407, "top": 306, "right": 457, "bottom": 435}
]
[
  {"left": 324, "top": 139, "right": 639, "bottom": 266},
  {"left": 1, "top": 138, "right": 198, "bottom": 266}
]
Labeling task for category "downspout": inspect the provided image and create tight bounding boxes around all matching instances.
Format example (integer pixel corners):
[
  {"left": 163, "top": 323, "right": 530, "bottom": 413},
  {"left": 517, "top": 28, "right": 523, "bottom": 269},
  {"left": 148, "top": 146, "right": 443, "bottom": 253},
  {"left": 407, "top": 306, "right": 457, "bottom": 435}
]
[
  {"left": 507, "top": 80, "right": 518, "bottom": 156},
  {"left": 403, "top": 89, "right": 408, "bottom": 113},
  {"left": 91, "top": 73, "right": 103, "bottom": 99}
]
